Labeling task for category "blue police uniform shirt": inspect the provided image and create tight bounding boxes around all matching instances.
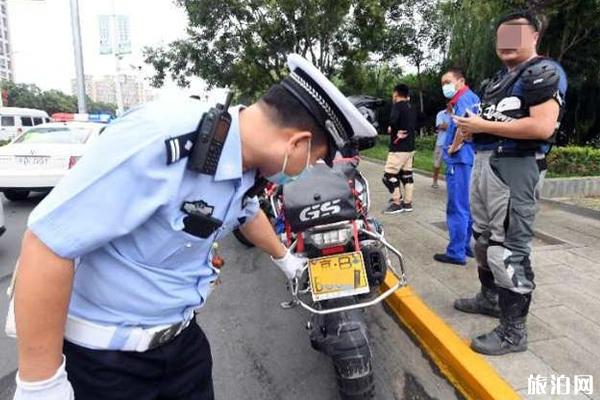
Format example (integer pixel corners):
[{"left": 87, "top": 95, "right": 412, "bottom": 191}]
[
  {"left": 435, "top": 110, "right": 450, "bottom": 147},
  {"left": 28, "top": 97, "right": 260, "bottom": 327},
  {"left": 475, "top": 60, "right": 568, "bottom": 152},
  {"left": 442, "top": 89, "right": 481, "bottom": 166}
]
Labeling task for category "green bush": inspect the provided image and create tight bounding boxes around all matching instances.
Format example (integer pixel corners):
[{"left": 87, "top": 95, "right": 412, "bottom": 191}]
[
  {"left": 361, "top": 136, "right": 600, "bottom": 178},
  {"left": 547, "top": 146, "right": 600, "bottom": 178}
]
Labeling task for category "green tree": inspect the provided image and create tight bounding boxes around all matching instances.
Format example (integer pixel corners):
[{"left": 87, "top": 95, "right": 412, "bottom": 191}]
[
  {"left": 38, "top": 90, "right": 77, "bottom": 115},
  {"left": 441, "top": 0, "right": 600, "bottom": 145},
  {"left": 144, "top": 0, "right": 409, "bottom": 101},
  {"left": 1, "top": 81, "right": 117, "bottom": 118}
]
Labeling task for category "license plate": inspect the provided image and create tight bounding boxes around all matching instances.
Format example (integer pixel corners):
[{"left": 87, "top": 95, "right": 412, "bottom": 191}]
[
  {"left": 15, "top": 156, "right": 49, "bottom": 166},
  {"left": 308, "top": 251, "right": 370, "bottom": 301}
]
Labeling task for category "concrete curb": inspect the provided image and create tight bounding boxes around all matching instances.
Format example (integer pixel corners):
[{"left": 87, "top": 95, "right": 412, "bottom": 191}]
[
  {"left": 382, "top": 275, "right": 520, "bottom": 400},
  {"left": 362, "top": 156, "right": 600, "bottom": 220},
  {"left": 541, "top": 176, "right": 600, "bottom": 198}
]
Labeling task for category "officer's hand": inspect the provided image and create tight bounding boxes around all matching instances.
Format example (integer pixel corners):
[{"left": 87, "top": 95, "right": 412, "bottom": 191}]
[
  {"left": 453, "top": 114, "right": 487, "bottom": 134},
  {"left": 14, "top": 356, "right": 74, "bottom": 400},
  {"left": 271, "top": 249, "right": 307, "bottom": 280}
]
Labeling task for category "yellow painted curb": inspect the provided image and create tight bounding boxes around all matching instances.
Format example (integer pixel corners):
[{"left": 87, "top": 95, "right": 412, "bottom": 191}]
[{"left": 382, "top": 273, "right": 520, "bottom": 400}]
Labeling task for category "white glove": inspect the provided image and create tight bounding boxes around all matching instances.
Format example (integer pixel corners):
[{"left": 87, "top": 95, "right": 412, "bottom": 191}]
[
  {"left": 271, "top": 249, "right": 307, "bottom": 280},
  {"left": 14, "top": 356, "right": 74, "bottom": 400}
]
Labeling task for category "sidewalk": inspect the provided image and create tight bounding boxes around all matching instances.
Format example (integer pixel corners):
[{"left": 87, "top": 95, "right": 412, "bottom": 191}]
[{"left": 360, "top": 160, "right": 600, "bottom": 400}]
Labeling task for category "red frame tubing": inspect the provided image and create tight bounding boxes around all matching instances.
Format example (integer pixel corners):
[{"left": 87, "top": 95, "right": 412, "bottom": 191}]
[{"left": 351, "top": 220, "right": 361, "bottom": 251}]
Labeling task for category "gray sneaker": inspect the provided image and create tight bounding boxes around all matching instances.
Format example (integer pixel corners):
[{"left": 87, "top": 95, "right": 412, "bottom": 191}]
[{"left": 384, "top": 203, "right": 404, "bottom": 214}]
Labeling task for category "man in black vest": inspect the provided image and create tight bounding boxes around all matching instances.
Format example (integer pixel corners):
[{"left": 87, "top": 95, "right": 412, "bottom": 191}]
[{"left": 452, "top": 10, "right": 567, "bottom": 355}]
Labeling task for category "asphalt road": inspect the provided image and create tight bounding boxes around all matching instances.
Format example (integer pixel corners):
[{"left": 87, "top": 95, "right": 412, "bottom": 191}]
[{"left": 0, "top": 194, "right": 460, "bottom": 400}]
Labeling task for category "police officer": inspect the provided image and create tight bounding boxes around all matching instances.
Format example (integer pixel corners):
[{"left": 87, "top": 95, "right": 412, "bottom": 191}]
[
  {"left": 453, "top": 10, "right": 567, "bottom": 355},
  {"left": 11, "top": 54, "right": 377, "bottom": 399}
]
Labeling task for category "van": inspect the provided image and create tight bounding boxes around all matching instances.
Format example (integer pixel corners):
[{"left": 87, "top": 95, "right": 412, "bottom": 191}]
[{"left": 0, "top": 107, "right": 50, "bottom": 141}]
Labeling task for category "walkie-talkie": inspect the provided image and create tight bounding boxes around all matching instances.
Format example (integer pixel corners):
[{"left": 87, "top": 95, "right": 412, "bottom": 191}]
[{"left": 187, "top": 92, "right": 234, "bottom": 175}]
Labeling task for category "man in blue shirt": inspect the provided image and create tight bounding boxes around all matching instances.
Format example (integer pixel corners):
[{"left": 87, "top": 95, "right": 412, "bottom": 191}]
[
  {"left": 453, "top": 10, "right": 568, "bottom": 355},
  {"left": 432, "top": 104, "right": 452, "bottom": 188},
  {"left": 433, "top": 68, "right": 480, "bottom": 266},
  {"left": 10, "top": 54, "right": 377, "bottom": 400}
]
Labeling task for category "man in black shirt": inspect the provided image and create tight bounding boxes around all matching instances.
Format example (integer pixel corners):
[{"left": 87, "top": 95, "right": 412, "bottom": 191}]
[{"left": 383, "top": 84, "right": 417, "bottom": 214}]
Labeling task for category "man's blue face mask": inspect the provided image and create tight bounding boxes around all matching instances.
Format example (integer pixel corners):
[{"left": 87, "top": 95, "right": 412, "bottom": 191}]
[
  {"left": 266, "top": 138, "right": 312, "bottom": 185},
  {"left": 442, "top": 83, "right": 457, "bottom": 99}
]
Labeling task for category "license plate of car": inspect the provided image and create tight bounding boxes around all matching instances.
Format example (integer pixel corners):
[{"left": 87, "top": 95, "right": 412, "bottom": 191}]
[
  {"left": 308, "top": 251, "right": 370, "bottom": 301},
  {"left": 15, "top": 156, "right": 49, "bottom": 166}
]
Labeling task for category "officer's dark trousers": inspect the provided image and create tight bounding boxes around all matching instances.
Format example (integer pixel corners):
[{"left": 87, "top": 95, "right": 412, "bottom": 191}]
[
  {"left": 471, "top": 150, "right": 546, "bottom": 309},
  {"left": 445, "top": 163, "right": 473, "bottom": 261},
  {"left": 63, "top": 321, "right": 214, "bottom": 400}
]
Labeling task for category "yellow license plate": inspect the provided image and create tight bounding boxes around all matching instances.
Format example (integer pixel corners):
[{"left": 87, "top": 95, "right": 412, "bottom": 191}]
[{"left": 308, "top": 251, "right": 370, "bottom": 301}]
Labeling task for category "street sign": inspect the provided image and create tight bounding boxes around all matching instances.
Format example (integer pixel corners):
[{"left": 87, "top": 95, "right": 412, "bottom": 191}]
[{"left": 98, "top": 15, "right": 131, "bottom": 55}]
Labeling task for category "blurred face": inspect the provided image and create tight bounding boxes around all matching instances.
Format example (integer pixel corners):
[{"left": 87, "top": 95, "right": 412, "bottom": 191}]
[
  {"left": 496, "top": 19, "right": 539, "bottom": 68},
  {"left": 392, "top": 91, "right": 401, "bottom": 103}
]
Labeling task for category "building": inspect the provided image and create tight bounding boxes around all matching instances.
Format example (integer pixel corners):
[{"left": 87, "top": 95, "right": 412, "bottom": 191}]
[
  {"left": 0, "top": 0, "right": 13, "bottom": 81},
  {"left": 71, "top": 74, "right": 155, "bottom": 110}
]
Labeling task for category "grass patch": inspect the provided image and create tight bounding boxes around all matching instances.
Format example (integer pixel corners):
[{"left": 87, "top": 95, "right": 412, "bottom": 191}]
[{"left": 361, "top": 135, "right": 439, "bottom": 174}]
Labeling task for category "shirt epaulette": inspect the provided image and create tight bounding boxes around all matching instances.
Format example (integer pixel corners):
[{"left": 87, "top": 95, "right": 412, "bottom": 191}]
[{"left": 165, "top": 131, "right": 196, "bottom": 165}]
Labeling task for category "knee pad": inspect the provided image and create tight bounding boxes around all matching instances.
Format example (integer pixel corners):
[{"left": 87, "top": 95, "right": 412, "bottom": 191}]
[
  {"left": 382, "top": 173, "right": 400, "bottom": 193},
  {"left": 399, "top": 170, "right": 414, "bottom": 185}
]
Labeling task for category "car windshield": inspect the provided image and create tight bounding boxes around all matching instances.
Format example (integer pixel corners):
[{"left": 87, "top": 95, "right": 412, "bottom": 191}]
[{"left": 13, "top": 126, "right": 92, "bottom": 145}]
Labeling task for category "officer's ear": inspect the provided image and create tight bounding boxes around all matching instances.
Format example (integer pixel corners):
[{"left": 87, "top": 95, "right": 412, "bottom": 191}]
[{"left": 286, "top": 130, "right": 312, "bottom": 163}]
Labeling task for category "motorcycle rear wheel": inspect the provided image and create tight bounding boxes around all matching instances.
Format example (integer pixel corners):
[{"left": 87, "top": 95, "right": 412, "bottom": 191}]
[{"left": 335, "top": 360, "right": 375, "bottom": 400}]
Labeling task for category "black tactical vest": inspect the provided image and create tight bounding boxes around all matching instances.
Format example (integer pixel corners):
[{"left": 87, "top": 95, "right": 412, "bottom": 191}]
[{"left": 475, "top": 57, "right": 565, "bottom": 152}]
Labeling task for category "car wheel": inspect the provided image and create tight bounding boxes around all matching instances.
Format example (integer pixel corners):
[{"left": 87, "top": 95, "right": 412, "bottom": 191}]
[{"left": 3, "top": 189, "right": 30, "bottom": 201}]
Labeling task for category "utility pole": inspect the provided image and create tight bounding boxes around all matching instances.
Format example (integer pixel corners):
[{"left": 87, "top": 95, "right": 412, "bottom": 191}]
[
  {"left": 110, "top": 0, "right": 125, "bottom": 115},
  {"left": 69, "top": 0, "right": 87, "bottom": 113}
]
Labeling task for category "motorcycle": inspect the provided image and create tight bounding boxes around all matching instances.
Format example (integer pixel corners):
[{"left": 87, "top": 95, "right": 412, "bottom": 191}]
[{"left": 278, "top": 156, "right": 407, "bottom": 399}]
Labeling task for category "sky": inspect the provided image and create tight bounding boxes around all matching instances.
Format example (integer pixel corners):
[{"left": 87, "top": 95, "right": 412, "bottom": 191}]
[{"left": 7, "top": 0, "right": 208, "bottom": 98}]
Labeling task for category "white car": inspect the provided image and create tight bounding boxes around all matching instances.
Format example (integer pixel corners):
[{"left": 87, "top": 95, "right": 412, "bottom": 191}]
[
  {"left": 0, "top": 121, "right": 107, "bottom": 201},
  {"left": 0, "top": 107, "right": 50, "bottom": 141}
]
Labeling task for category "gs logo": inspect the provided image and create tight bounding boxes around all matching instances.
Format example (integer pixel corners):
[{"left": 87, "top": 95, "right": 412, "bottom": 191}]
[{"left": 299, "top": 200, "right": 342, "bottom": 222}]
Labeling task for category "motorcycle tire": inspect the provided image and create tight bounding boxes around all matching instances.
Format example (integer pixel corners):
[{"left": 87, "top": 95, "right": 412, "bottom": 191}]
[
  {"left": 232, "top": 228, "right": 255, "bottom": 248},
  {"left": 335, "top": 361, "right": 375, "bottom": 400}
]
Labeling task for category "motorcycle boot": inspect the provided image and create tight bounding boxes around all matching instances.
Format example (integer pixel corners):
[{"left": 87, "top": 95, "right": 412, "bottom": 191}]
[
  {"left": 454, "top": 268, "right": 500, "bottom": 318},
  {"left": 471, "top": 288, "right": 531, "bottom": 355}
]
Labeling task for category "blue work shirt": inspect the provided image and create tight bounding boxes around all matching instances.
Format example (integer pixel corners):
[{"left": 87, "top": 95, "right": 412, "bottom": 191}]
[
  {"left": 435, "top": 110, "right": 450, "bottom": 147},
  {"left": 28, "top": 97, "right": 260, "bottom": 327},
  {"left": 443, "top": 89, "right": 480, "bottom": 166}
]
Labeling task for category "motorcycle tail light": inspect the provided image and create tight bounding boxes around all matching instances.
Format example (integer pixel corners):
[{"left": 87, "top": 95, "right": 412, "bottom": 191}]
[{"left": 310, "top": 227, "right": 352, "bottom": 248}]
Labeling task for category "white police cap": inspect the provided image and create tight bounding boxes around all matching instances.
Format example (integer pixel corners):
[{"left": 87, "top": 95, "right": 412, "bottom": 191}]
[{"left": 283, "top": 54, "right": 377, "bottom": 165}]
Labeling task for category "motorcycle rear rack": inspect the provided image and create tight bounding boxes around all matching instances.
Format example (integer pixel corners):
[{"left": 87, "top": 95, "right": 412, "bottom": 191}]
[{"left": 285, "top": 228, "right": 407, "bottom": 315}]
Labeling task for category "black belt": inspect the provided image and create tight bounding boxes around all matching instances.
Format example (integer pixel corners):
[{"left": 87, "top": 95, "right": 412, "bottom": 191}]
[
  {"left": 492, "top": 150, "right": 548, "bottom": 172},
  {"left": 493, "top": 148, "right": 537, "bottom": 157}
]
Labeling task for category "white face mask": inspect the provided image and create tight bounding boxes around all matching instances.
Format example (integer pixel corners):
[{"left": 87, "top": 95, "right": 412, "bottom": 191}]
[{"left": 266, "top": 138, "right": 312, "bottom": 185}]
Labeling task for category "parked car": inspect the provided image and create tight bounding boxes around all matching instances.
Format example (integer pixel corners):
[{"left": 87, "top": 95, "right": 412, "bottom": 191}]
[
  {"left": 0, "top": 107, "right": 50, "bottom": 141},
  {"left": 0, "top": 118, "right": 107, "bottom": 201}
]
